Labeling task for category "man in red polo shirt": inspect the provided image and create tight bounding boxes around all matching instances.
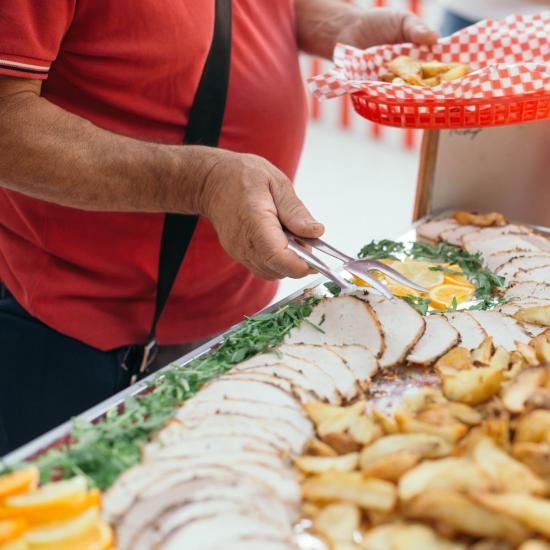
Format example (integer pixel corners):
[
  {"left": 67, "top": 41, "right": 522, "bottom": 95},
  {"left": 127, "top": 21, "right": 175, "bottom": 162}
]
[{"left": 0, "top": 0, "right": 435, "bottom": 453}]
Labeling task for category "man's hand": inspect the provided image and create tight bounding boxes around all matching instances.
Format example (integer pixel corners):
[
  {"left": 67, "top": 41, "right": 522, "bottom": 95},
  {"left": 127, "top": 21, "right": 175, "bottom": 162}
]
[
  {"left": 198, "top": 150, "right": 324, "bottom": 280},
  {"left": 295, "top": 0, "right": 437, "bottom": 60}
]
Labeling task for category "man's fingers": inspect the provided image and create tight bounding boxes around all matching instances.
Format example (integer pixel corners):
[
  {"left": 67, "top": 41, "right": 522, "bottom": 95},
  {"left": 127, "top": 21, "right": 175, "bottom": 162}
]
[
  {"left": 270, "top": 180, "right": 324, "bottom": 239},
  {"left": 402, "top": 14, "right": 438, "bottom": 45}
]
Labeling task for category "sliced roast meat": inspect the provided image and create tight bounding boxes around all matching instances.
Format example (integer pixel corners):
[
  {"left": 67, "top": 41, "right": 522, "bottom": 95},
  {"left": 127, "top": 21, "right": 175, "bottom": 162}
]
[
  {"left": 285, "top": 296, "right": 384, "bottom": 358},
  {"left": 279, "top": 343, "right": 359, "bottom": 401},
  {"left": 232, "top": 354, "right": 341, "bottom": 404},
  {"left": 504, "top": 281, "right": 550, "bottom": 302},
  {"left": 443, "top": 311, "right": 488, "bottom": 350},
  {"left": 416, "top": 218, "right": 458, "bottom": 242},
  {"left": 462, "top": 224, "right": 533, "bottom": 247},
  {"left": 194, "top": 377, "right": 302, "bottom": 411},
  {"left": 465, "top": 235, "right": 543, "bottom": 258},
  {"left": 159, "top": 512, "right": 290, "bottom": 550},
  {"left": 498, "top": 299, "right": 550, "bottom": 316},
  {"left": 219, "top": 540, "right": 293, "bottom": 550},
  {"left": 358, "top": 294, "right": 425, "bottom": 368},
  {"left": 175, "top": 398, "right": 313, "bottom": 442},
  {"left": 327, "top": 344, "right": 379, "bottom": 388},
  {"left": 407, "top": 315, "right": 459, "bottom": 365},
  {"left": 466, "top": 310, "right": 532, "bottom": 351},
  {"left": 484, "top": 250, "right": 541, "bottom": 271},
  {"left": 511, "top": 264, "right": 550, "bottom": 284},
  {"left": 440, "top": 224, "right": 479, "bottom": 246},
  {"left": 496, "top": 254, "right": 550, "bottom": 283}
]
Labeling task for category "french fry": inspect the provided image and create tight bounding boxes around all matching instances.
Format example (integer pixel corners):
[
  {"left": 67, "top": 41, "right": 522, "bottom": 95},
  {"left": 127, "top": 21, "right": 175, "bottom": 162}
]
[
  {"left": 301, "top": 472, "right": 396, "bottom": 512},
  {"left": 421, "top": 61, "right": 449, "bottom": 78},
  {"left": 362, "top": 522, "right": 466, "bottom": 550},
  {"left": 472, "top": 492, "right": 550, "bottom": 538},
  {"left": 403, "top": 490, "right": 530, "bottom": 544},
  {"left": 359, "top": 433, "right": 452, "bottom": 471},
  {"left": 473, "top": 437, "right": 548, "bottom": 495},
  {"left": 398, "top": 457, "right": 492, "bottom": 501},
  {"left": 515, "top": 306, "right": 550, "bottom": 327},
  {"left": 295, "top": 453, "right": 359, "bottom": 475},
  {"left": 312, "top": 502, "right": 360, "bottom": 546},
  {"left": 387, "top": 56, "right": 422, "bottom": 81},
  {"left": 441, "top": 64, "right": 470, "bottom": 81}
]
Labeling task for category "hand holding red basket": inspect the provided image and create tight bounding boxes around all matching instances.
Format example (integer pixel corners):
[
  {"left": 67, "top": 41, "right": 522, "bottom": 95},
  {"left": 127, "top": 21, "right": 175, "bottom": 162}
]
[{"left": 309, "top": 13, "right": 550, "bottom": 129}]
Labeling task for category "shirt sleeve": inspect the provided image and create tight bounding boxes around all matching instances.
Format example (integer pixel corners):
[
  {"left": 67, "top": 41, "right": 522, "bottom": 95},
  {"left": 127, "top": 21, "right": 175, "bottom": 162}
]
[{"left": 0, "top": 1, "right": 76, "bottom": 79}]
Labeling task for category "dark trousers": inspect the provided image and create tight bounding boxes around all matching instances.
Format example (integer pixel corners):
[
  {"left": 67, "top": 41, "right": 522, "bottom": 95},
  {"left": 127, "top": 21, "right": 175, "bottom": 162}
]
[
  {"left": 440, "top": 10, "right": 477, "bottom": 37},
  {"left": 0, "top": 287, "right": 132, "bottom": 456}
]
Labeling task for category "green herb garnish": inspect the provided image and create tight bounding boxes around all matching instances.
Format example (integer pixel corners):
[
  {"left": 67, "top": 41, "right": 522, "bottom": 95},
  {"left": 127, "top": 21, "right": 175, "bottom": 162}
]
[
  {"left": 358, "top": 239, "right": 406, "bottom": 261},
  {"left": 403, "top": 294, "right": 431, "bottom": 316},
  {"left": 27, "top": 296, "right": 320, "bottom": 489}
]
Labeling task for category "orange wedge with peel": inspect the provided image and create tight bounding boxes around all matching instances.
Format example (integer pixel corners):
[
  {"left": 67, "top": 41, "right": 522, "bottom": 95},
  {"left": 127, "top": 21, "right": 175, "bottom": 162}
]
[
  {"left": 0, "top": 468, "right": 39, "bottom": 501},
  {"left": 2, "top": 490, "right": 100, "bottom": 525},
  {"left": 4, "top": 477, "right": 87, "bottom": 517},
  {"left": 429, "top": 284, "right": 475, "bottom": 310},
  {"left": 24, "top": 506, "right": 99, "bottom": 546},
  {"left": 0, "top": 537, "right": 28, "bottom": 550},
  {"left": 26, "top": 521, "right": 112, "bottom": 550},
  {"left": 0, "top": 519, "right": 27, "bottom": 546},
  {"left": 442, "top": 263, "right": 471, "bottom": 286}
]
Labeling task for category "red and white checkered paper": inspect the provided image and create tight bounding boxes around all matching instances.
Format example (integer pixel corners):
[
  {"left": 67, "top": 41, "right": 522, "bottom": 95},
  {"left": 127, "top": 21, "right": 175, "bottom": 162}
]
[{"left": 309, "top": 12, "right": 550, "bottom": 102}]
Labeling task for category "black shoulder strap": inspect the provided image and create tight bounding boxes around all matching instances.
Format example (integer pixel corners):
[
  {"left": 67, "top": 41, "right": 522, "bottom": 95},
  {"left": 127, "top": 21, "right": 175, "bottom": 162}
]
[{"left": 148, "top": 0, "right": 232, "bottom": 347}]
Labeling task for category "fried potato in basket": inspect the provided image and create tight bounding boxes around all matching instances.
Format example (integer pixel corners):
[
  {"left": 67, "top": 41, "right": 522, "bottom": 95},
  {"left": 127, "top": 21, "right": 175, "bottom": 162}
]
[{"left": 312, "top": 502, "right": 360, "bottom": 547}]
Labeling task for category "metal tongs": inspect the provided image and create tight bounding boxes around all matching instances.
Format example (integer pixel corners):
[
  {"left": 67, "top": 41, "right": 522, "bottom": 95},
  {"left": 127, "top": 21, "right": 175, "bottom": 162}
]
[{"left": 285, "top": 229, "right": 428, "bottom": 300}]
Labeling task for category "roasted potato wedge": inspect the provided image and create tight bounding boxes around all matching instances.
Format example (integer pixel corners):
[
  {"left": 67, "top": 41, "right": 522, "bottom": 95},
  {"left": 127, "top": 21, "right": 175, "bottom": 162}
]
[
  {"left": 421, "top": 60, "right": 449, "bottom": 78},
  {"left": 472, "top": 492, "right": 550, "bottom": 538},
  {"left": 515, "top": 410, "right": 550, "bottom": 444},
  {"left": 304, "top": 438, "right": 339, "bottom": 457},
  {"left": 403, "top": 490, "right": 530, "bottom": 544},
  {"left": 502, "top": 367, "right": 550, "bottom": 413},
  {"left": 387, "top": 56, "right": 422, "bottom": 81},
  {"left": 362, "top": 522, "right": 466, "bottom": 550},
  {"left": 347, "top": 415, "right": 383, "bottom": 446},
  {"left": 473, "top": 437, "right": 548, "bottom": 495},
  {"left": 438, "top": 364, "right": 503, "bottom": 405},
  {"left": 416, "top": 401, "right": 482, "bottom": 426},
  {"left": 398, "top": 457, "right": 492, "bottom": 501},
  {"left": 453, "top": 211, "right": 506, "bottom": 227},
  {"left": 296, "top": 453, "right": 359, "bottom": 475},
  {"left": 441, "top": 63, "right": 470, "bottom": 81},
  {"left": 519, "top": 540, "right": 550, "bottom": 550},
  {"left": 515, "top": 306, "right": 550, "bottom": 327},
  {"left": 512, "top": 442, "right": 550, "bottom": 477},
  {"left": 302, "top": 472, "right": 396, "bottom": 512},
  {"left": 322, "top": 432, "right": 362, "bottom": 455},
  {"left": 395, "top": 413, "right": 467, "bottom": 444},
  {"left": 436, "top": 347, "right": 474, "bottom": 371},
  {"left": 471, "top": 338, "right": 494, "bottom": 365},
  {"left": 361, "top": 451, "right": 421, "bottom": 482},
  {"left": 313, "top": 502, "right": 360, "bottom": 546}
]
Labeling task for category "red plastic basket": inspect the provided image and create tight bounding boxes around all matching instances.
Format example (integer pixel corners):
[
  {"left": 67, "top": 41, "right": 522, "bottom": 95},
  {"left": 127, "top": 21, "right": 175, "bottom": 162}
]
[{"left": 351, "top": 90, "right": 550, "bottom": 129}]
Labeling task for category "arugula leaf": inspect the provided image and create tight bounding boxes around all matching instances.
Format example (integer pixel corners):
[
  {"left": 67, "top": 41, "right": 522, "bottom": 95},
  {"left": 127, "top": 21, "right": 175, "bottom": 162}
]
[
  {"left": 29, "top": 296, "right": 320, "bottom": 489},
  {"left": 402, "top": 294, "right": 431, "bottom": 316},
  {"left": 358, "top": 239, "right": 406, "bottom": 261},
  {"left": 323, "top": 281, "right": 342, "bottom": 296}
]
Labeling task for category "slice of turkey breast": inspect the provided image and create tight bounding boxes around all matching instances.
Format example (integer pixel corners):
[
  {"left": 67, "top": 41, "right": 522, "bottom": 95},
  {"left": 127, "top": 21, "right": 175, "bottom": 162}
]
[
  {"left": 465, "top": 235, "right": 544, "bottom": 258},
  {"left": 175, "top": 398, "right": 312, "bottom": 441},
  {"left": 462, "top": 224, "right": 533, "bottom": 246},
  {"left": 232, "top": 353, "right": 340, "bottom": 404},
  {"left": 279, "top": 343, "right": 359, "bottom": 401},
  {"left": 131, "top": 499, "right": 290, "bottom": 550},
  {"left": 358, "top": 294, "right": 425, "bottom": 368},
  {"left": 440, "top": 224, "right": 479, "bottom": 246},
  {"left": 443, "top": 311, "right": 488, "bottom": 350},
  {"left": 511, "top": 264, "right": 550, "bottom": 284},
  {"left": 144, "top": 417, "right": 293, "bottom": 457},
  {"left": 285, "top": 296, "right": 384, "bottom": 358},
  {"left": 416, "top": 218, "right": 458, "bottom": 242},
  {"left": 219, "top": 540, "right": 293, "bottom": 550},
  {"left": 327, "top": 344, "right": 379, "bottom": 388},
  {"left": 496, "top": 255, "right": 550, "bottom": 283},
  {"left": 505, "top": 281, "right": 550, "bottom": 302},
  {"left": 498, "top": 299, "right": 550, "bottom": 316},
  {"left": 485, "top": 250, "right": 543, "bottom": 271},
  {"left": 466, "top": 311, "right": 532, "bottom": 351},
  {"left": 193, "top": 377, "right": 302, "bottom": 411},
  {"left": 158, "top": 512, "right": 290, "bottom": 550},
  {"left": 115, "top": 477, "right": 290, "bottom": 549},
  {"left": 407, "top": 315, "right": 459, "bottom": 365}
]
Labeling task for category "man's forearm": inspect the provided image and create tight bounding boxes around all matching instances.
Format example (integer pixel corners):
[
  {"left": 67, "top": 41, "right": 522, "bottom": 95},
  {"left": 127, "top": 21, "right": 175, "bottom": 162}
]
[
  {"left": 295, "top": 0, "right": 362, "bottom": 59},
  {"left": 0, "top": 87, "right": 217, "bottom": 213}
]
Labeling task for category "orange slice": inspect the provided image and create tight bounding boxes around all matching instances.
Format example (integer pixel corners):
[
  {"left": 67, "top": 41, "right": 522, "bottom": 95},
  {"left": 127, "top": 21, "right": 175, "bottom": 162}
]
[
  {"left": 442, "top": 263, "right": 471, "bottom": 287},
  {"left": 0, "top": 537, "right": 28, "bottom": 550},
  {"left": 392, "top": 260, "right": 444, "bottom": 290},
  {"left": 24, "top": 507, "right": 99, "bottom": 546},
  {"left": 3, "top": 490, "right": 100, "bottom": 525},
  {"left": 4, "top": 478, "right": 87, "bottom": 516},
  {"left": 26, "top": 521, "right": 112, "bottom": 550},
  {"left": 0, "top": 468, "right": 39, "bottom": 501},
  {"left": 0, "top": 519, "right": 27, "bottom": 546},
  {"left": 429, "top": 284, "right": 475, "bottom": 310},
  {"left": 386, "top": 283, "right": 421, "bottom": 298}
]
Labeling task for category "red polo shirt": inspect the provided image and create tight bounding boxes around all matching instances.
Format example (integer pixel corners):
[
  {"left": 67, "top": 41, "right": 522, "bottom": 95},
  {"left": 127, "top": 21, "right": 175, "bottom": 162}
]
[{"left": 0, "top": 1, "right": 307, "bottom": 350}]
